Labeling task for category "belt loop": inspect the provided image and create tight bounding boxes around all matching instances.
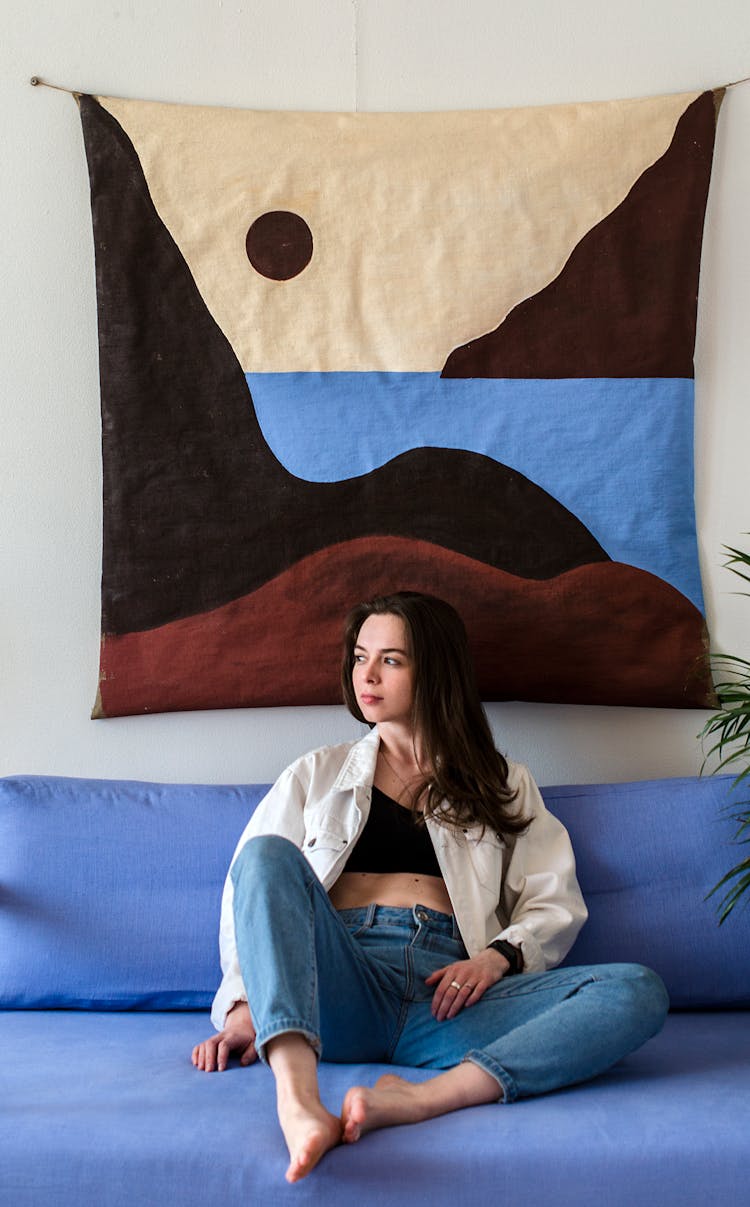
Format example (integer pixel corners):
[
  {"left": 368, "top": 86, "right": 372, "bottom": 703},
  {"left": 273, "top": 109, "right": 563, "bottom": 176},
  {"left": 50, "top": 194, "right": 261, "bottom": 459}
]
[{"left": 365, "top": 903, "right": 377, "bottom": 928}]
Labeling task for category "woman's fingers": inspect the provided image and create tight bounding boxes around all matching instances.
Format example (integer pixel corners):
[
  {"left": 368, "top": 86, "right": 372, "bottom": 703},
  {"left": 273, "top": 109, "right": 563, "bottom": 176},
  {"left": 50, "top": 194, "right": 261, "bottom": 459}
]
[
  {"left": 464, "top": 981, "right": 485, "bottom": 1008},
  {"left": 427, "top": 957, "right": 502, "bottom": 1020},
  {"left": 192, "top": 1003, "right": 258, "bottom": 1072},
  {"left": 429, "top": 965, "right": 477, "bottom": 1020},
  {"left": 191, "top": 1037, "right": 219, "bottom": 1070},
  {"left": 191, "top": 1033, "right": 236, "bottom": 1071},
  {"left": 442, "top": 980, "right": 476, "bottom": 1020},
  {"left": 216, "top": 1037, "right": 232, "bottom": 1071}
]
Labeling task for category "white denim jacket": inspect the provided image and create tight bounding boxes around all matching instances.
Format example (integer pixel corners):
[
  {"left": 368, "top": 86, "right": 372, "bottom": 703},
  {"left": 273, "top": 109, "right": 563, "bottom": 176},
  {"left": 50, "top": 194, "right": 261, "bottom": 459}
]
[{"left": 211, "top": 728, "right": 587, "bottom": 1030}]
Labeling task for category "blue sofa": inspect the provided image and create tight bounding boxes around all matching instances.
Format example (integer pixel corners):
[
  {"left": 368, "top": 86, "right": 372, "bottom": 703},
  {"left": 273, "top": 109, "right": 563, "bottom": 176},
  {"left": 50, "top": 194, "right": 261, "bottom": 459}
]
[{"left": 2, "top": 771, "right": 749, "bottom": 1205}]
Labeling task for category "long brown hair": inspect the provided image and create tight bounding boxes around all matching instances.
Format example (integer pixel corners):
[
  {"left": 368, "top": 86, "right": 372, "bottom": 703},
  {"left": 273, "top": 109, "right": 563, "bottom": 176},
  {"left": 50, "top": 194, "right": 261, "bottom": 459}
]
[{"left": 341, "top": 592, "right": 528, "bottom": 838}]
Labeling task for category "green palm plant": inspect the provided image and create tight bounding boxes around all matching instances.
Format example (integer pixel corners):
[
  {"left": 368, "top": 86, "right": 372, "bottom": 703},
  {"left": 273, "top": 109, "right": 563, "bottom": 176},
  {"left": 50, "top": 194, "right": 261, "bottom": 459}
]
[{"left": 700, "top": 542, "right": 750, "bottom": 922}]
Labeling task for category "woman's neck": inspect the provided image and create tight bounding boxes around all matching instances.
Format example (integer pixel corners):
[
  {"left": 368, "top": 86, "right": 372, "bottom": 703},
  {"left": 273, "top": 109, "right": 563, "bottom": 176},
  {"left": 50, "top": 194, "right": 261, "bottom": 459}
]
[{"left": 376, "top": 723, "right": 425, "bottom": 770}]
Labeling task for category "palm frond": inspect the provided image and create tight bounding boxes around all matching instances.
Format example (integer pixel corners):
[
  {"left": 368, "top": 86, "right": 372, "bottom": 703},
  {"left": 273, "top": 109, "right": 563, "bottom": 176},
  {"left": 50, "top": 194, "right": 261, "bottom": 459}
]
[
  {"left": 701, "top": 539, "right": 750, "bottom": 921},
  {"left": 708, "top": 861, "right": 750, "bottom": 924},
  {"left": 722, "top": 542, "right": 750, "bottom": 589}
]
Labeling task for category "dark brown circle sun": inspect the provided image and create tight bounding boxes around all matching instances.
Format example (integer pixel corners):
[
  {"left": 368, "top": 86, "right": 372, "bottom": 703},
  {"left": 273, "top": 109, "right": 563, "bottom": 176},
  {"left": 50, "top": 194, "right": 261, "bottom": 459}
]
[{"left": 245, "top": 210, "right": 314, "bottom": 281}]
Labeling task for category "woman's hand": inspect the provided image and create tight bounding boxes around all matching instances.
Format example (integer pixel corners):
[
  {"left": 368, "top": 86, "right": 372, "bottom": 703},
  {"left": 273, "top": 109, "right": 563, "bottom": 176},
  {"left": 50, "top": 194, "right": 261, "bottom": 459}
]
[
  {"left": 191, "top": 1001, "right": 257, "bottom": 1071},
  {"left": 426, "top": 947, "right": 510, "bottom": 1021}
]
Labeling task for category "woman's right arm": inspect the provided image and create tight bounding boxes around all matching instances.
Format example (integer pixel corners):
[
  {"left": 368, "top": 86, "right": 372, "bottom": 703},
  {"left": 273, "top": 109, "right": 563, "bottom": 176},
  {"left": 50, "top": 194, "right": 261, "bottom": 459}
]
[
  {"left": 210, "top": 764, "right": 309, "bottom": 1032},
  {"left": 192, "top": 1001, "right": 257, "bottom": 1071}
]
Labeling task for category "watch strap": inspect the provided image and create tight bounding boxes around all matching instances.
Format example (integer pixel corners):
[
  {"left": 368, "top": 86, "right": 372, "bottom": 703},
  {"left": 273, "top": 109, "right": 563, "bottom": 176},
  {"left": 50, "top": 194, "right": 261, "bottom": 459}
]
[{"left": 487, "top": 938, "right": 522, "bottom": 975}]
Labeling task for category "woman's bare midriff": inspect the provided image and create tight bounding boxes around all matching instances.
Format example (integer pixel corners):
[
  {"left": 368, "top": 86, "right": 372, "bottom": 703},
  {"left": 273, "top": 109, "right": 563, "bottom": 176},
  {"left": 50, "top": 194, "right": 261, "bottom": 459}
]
[{"left": 328, "top": 870, "right": 453, "bottom": 916}]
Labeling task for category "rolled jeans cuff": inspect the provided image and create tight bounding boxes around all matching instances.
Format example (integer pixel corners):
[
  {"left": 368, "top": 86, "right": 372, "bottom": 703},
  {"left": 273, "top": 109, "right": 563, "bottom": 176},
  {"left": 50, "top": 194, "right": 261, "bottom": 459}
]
[
  {"left": 254, "top": 1019, "right": 322, "bottom": 1066},
  {"left": 463, "top": 1050, "right": 516, "bottom": 1103}
]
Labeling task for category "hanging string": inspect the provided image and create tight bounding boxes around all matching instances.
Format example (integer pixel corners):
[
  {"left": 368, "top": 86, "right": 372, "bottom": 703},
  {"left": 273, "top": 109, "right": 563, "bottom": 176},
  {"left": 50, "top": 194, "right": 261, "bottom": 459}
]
[
  {"left": 29, "top": 72, "right": 750, "bottom": 100},
  {"left": 29, "top": 77, "right": 80, "bottom": 98}
]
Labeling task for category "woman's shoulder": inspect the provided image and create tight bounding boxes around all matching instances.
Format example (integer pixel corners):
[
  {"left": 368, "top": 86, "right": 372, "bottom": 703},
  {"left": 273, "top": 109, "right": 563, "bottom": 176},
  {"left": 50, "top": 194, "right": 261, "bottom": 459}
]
[
  {"left": 504, "top": 757, "right": 534, "bottom": 786},
  {"left": 283, "top": 730, "right": 377, "bottom": 782},
  {"left": 504, "top": 758, "right": 546, "bottom": 813}
]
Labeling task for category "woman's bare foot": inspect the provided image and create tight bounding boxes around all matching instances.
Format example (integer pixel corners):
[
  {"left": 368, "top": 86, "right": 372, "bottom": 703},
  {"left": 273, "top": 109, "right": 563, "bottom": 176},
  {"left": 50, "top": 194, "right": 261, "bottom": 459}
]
[
  {"left": 341, "top": 1073, "right": 429, "bottom": 1143},
  {"left": 341, "top": 1064, "right": 502, "bottom": 1144},
  {"left": 278, "top": 1097, "right": 342, "bottom": 1183}
]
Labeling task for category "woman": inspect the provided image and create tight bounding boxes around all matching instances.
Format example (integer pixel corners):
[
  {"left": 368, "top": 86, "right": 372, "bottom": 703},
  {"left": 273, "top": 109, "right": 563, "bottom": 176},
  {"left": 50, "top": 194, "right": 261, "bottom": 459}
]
[{"left": 192, "top": 592, "right": 668, "bottom": 1183}]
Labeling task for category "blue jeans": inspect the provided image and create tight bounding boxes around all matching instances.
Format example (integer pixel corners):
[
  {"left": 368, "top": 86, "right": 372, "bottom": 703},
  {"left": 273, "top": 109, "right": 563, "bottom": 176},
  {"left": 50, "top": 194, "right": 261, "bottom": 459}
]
[{"left": 231, "top": 835, "right": 668, "bottom": 1102}]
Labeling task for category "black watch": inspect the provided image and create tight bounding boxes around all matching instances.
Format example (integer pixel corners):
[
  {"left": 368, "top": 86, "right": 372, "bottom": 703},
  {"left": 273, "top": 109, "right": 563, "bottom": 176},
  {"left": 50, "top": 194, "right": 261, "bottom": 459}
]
[{"left": 487, "top": 939, "right": 523, "bottom": 975}]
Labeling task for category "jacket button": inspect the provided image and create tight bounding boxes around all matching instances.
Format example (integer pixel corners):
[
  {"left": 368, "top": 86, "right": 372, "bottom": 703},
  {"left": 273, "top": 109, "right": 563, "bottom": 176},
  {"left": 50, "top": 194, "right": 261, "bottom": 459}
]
[{"left": 308, "top": 838, "right": 316, "bottom": 847}]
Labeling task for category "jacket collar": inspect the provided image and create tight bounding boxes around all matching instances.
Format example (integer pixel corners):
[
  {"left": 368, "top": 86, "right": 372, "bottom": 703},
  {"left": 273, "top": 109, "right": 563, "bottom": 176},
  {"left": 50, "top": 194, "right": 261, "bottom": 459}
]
[
  {"left": 332, "top": 727, "right": 462, "bottom": 838},
  {"left": 332, "top": 726, "right": 381, "bottom": 791}
]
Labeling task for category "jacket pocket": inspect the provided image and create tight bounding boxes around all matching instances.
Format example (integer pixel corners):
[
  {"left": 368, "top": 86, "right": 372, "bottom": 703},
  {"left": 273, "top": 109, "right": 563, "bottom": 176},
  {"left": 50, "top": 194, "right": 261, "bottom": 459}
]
[{"left": 302, "top": 814, "right": 352, "bottom": 872}]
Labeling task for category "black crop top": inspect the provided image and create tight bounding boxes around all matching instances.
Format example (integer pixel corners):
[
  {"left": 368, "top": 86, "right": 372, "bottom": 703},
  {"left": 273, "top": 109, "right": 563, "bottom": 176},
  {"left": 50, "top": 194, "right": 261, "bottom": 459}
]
[{"left": 344, "top": 786, "right": 442, "bottom": 876}]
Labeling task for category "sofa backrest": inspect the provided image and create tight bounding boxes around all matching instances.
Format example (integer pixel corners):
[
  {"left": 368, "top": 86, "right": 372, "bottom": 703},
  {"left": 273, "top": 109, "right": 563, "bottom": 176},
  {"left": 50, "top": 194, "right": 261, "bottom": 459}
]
[
  {"left": 0, "top": 776, "right": 267, "bottom": 1010},
  {"left": 1, "top": 772, "right": 748, "bottom": 1011},
  {"left": 544, "top": 774, "right": 749, "bottom": 1007}
]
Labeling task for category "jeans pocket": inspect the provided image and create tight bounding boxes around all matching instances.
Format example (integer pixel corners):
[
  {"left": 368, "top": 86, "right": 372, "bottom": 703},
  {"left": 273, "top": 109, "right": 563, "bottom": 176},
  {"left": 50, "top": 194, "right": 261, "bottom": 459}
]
[
  {"left": 425, "top": 933, "right": 468, "bottom": 962},
  {"left": 336, "top": 907, "right": 372, "bottom": 939}
]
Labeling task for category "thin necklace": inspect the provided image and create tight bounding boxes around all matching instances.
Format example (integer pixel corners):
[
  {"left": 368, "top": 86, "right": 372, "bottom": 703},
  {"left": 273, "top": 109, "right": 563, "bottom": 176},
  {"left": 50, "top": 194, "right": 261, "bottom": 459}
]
[{"left": 380, "top": 749, "right": 421, "bottom": 802}]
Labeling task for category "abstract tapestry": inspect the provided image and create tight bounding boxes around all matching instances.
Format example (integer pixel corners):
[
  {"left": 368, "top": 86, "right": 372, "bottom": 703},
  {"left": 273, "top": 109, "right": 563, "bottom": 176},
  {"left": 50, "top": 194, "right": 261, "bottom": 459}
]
[{"left": 78, "top": 89, "right": 722, "bottom": 717}]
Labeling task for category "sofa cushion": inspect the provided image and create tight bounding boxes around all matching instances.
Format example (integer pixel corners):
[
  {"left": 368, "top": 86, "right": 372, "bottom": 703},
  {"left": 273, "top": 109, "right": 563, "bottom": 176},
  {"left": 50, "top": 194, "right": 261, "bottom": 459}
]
[
  {"left": 2, "top": 1009, "right": 748, "bottom": 1207},
  {"left": 543, "top": 774, "right": 750, "bottom": 1007},
  {"left": 2, "top": 772, "right": 748, "bottom": 1011},
  {"left": 0, "top": 775, "right": 268, "bottom": 1009}
]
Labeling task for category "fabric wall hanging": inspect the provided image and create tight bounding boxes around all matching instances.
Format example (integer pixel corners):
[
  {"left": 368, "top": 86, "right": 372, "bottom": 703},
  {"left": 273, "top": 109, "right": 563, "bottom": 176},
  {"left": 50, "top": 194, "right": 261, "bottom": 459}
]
[{"left": 78, "top": 88, "right": 722, "bottom": 717}]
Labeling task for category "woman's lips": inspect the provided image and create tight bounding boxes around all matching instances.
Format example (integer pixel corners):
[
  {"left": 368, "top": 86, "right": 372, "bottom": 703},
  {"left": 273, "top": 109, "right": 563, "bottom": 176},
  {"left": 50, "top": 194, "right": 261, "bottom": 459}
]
[{"left": 359, "top": 694, "right": 382, "bottom": 705}]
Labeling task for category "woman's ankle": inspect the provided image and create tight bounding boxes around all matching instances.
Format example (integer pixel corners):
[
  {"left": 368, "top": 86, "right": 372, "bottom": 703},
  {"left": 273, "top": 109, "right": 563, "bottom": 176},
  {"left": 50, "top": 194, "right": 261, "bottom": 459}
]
[{"left": 267, "top": 1032, "right": 320, "bottom": 1103}]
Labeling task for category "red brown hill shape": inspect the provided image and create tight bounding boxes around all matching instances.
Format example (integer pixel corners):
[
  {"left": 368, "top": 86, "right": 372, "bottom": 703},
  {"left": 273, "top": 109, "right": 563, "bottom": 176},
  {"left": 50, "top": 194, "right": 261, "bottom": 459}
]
[{"left": 96, "top": 536, "right": 715, "bottom": 717}]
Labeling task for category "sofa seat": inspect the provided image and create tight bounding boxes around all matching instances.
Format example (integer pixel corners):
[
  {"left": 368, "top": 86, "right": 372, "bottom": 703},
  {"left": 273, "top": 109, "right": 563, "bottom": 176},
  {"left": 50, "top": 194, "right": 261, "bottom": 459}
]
[
  {"left": 3, "top": 771, "right": 750, "bottom": 1205},
  {"left": 3, "top": 1009, "right": 748, "bottom": 1206}
]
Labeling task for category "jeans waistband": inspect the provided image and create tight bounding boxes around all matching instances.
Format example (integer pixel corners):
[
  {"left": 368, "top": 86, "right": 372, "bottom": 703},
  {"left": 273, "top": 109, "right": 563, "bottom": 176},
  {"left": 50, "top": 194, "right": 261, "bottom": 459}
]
[{"left": 337, "top": 902, "right": 460, "bottom": 938}]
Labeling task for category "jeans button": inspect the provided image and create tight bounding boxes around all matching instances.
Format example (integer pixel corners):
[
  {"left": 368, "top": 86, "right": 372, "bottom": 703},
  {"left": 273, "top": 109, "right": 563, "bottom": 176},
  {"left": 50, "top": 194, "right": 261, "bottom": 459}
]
[{"left": 416, "top": 908, "right": 428, "bottom": 922}]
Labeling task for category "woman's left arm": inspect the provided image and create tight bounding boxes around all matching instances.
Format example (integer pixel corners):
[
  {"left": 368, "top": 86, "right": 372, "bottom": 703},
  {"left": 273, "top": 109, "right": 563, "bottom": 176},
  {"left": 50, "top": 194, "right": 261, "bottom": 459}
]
[
  {"left": 495, "top": 763, "right": 588, "bottom": 975},
  {"left": 428, "top": 764, "right": 587, "bottom": 1019}
]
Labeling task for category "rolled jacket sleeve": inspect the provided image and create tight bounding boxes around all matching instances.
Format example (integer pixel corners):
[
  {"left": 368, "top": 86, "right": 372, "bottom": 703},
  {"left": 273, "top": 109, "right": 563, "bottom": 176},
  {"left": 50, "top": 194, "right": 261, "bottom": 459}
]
[{"left": 495, "top": 765, "right": 588, "bottom": 973}]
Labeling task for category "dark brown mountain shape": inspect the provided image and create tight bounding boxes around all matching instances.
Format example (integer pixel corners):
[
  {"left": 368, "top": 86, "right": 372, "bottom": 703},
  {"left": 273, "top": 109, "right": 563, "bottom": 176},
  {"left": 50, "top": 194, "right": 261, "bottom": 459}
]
[
  {"left": 79, "top": 96, "right": 609, "bottom": 637},
  {"left": 441, "top": 90, "right": 722, "bottom": 379},
  {"left": 95, "top": 536, "right": 716, "bottom": 717}
]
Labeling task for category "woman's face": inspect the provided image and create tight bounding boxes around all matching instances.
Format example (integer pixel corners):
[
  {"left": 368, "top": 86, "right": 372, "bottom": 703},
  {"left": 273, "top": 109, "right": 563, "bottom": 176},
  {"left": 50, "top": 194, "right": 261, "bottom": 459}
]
[{"left": 352, "top": 612, "right": 415, "bottom": 728}]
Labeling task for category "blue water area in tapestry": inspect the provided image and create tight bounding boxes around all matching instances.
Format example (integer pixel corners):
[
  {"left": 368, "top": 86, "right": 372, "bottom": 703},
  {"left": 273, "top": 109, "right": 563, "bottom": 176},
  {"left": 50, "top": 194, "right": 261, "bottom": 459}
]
[{"left": 246, "top": 372, "right": 702, "bottom": 611}]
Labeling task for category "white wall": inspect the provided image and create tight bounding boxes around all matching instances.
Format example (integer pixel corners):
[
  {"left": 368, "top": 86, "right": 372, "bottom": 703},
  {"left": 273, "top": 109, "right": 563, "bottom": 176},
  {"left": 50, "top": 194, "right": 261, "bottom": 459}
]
[{"left": 3, "top": 0, "right": 749, "bottom": 787}]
